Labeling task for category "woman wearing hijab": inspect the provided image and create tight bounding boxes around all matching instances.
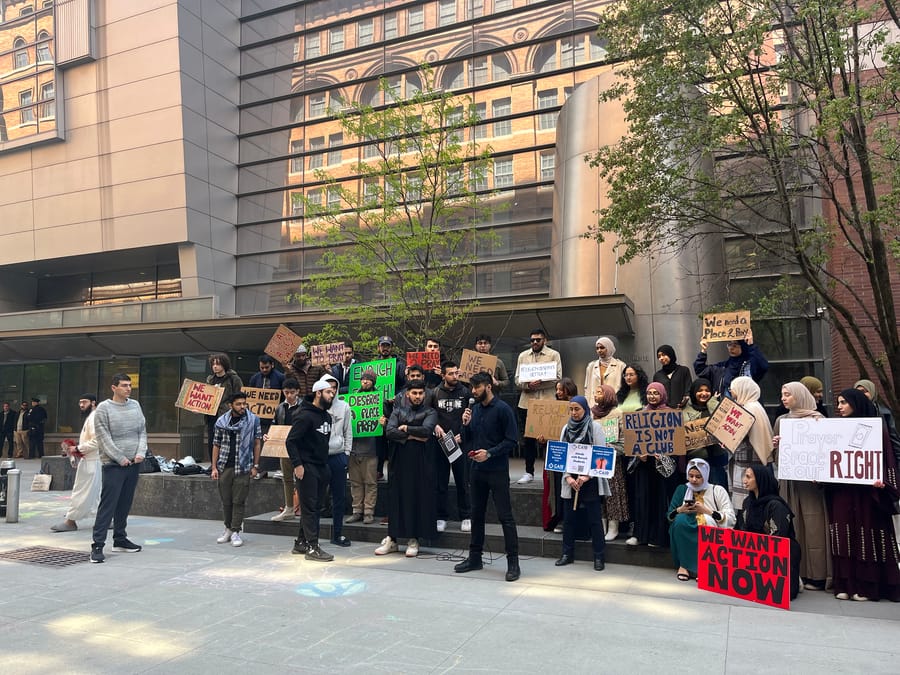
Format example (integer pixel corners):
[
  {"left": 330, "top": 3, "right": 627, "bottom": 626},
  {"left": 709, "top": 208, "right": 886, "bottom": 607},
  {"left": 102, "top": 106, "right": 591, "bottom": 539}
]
[
  {"left": 585, "top": 337, "right": 626, "bottom": 400},
  {"left": 626, "top": 382, "right": 677, "bottom": 547},
  {"left": 592, "top": 384, "right": 629, "bottom": 540},
  {"left": 652, "top": 345, "right": 693, "bottom": 409},
  {"left": 554, "top": 396, "right": 611, "bottom": 571},
  {"left": 737, "top": 464, "right": 801, "bottom": 600},
  {"left": 728, "top": 376, "right": 774, "bottom": 510},
  {"left": 667, "top": 458, "right": 735, "bottom": 580},
  {"left": 855, "top": 378, "right": 900, "bottom": 466},
  {"left": 682, "top": 378, "right": 729, "bottom": 489},
  {"left": 772, "top": 376, "right": 829, "bottom": 419},
  {"left": 540, "top": 380, "right": 578, "bottom": 531},
  {"left": 828, "top": 389, "right": 900, "bottom": 602},
  {"left": 773, "top": 381, "right": 829, "bottom": 591},
  {"left": 693, "top": 332, "right": 769, "bottom": 398}
]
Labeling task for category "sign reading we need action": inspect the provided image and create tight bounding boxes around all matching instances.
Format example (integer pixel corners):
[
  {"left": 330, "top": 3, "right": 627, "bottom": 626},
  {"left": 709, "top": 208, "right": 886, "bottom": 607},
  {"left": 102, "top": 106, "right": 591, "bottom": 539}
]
[
  {"left": 777, "top": 417, "right": 883, "bottom": 485},
  {"left": 697, "top": 526, "right": 791, "bottom": 610}
]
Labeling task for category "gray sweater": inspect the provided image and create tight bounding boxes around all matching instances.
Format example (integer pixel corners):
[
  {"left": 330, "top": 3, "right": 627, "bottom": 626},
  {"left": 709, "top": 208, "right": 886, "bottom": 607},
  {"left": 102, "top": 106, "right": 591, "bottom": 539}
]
[{"left": 94, "top": 398, "right": 148, "bottom": 465}]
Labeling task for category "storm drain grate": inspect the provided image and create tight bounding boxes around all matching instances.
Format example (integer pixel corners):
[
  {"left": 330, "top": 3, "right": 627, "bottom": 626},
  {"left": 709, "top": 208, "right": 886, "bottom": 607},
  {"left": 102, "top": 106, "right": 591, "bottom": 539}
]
[{"left": 0, "top": 546, "right": 91, "bottom": 567}]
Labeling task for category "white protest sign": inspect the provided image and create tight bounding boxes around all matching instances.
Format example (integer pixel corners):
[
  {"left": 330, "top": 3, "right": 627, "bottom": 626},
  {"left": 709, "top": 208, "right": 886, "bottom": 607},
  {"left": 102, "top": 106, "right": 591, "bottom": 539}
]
[
  {"left": 545, "top": 441, "right": 617, "bottom": 479},
  {"left": 777, "top": 417, "right": 883, "bottom": 485},
  {"left": 518, "top": 362, "right": 557, "bottom": 382}
]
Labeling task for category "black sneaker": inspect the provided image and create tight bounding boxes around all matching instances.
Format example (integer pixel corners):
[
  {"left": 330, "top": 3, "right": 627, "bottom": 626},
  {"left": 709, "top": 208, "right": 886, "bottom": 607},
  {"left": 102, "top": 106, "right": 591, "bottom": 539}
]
[
  {"left": 454, "top": 557, "right": 483, "bottom": 573},
  {"left": 304, "top": 545, "right": 334, "bottom": 562},
  {"left": 112, "top": 539, "right": 142, "bottom": 553},
  {"left": 292, "top": 539, "right": 309, "bottom": 555},
  {"left": 90, "top": 545, "right": 105, "bottom": 564}
]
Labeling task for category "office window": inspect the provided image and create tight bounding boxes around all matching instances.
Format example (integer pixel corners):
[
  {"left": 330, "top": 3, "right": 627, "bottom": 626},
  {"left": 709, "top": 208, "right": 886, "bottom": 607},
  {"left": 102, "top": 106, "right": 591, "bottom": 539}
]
[
  {"left": 471, "top": 57, "right": 488, "bottom": 85},
  {"left": 439, "top": 0, "right": 456, "bottom": 26},
  {"left": 20, "top": 6, "right": 34, "bottom": 15},
  {"left": 329, "top": 26, "right": 344, "bottom": 53},
  {"left": 363, "top": 178, "right": 379, "bottom": 201},
  {"left": 540, "top": 152, "right": 555, "bottom": 181},
  {"left": 407, "top": 175, "right": 422, "bottom": 202},
  {"left": 308, "top": 136, "right": 324, "bottom": 169},
  {"left": 494, "top": 0, "right": 512, "bottom": 10},
  {"left": 473, "top": 166, "right": 488, "bottom": 192},
  {"left": 20, "top": 90, "right": 35, "bottom": 124},
  {"left": 494, "top": 157, "right": 513, "bottom": 188},
  {"left": 14, "top": 38, "right": 29, "bottom": 69},
  {"left": 447, "top": 106, "right": 464, "bottom": 144},
  {"left": 537, "top": 89, "right": 558, "bottom": 130},
  {"left": 408, "top": 6, "right": 424, "bottom": 33},
  {"left": 472, "top": 102, "right": 487, "bottom": 140},
  {"left": 307, "top": 188, "right": 323, "bottom": 209},
  {"left": 384, "top": 12, "right": 398, "bottom": 39},
  {"left": 492, "top": 98, "right": 511, "bottom": 137},
  {"left": 40, "top": 81, "right": 54, "bottom": 118},
  {"left": 447, "top": 168, "right": 463, "bottom": 194},
  {"left": 36, "top": 31, "right": 51, "bottom": 63},
  {"left": 327, "top": 187, "right": 341, "bottom": 209},
  {"left": 358, "top": 18, "right": 374, "bottom": 45},
  {"left": 290, "top": 139, "right": 304, "bottom": 172},
  {"left": 467, "top": 0, "right": 484, "bottom": 19},
  {"left": 305, "top": 33, "right": 320, "bottom": 59},
  {"left": 291, "top": 192, "right": 304, "bottom": 216},
  {"left": 327, "top": 133, "right": 342, "bottom": 166},
  {"left": 308, "top": 93, "right": 326, "bottom": 118}
]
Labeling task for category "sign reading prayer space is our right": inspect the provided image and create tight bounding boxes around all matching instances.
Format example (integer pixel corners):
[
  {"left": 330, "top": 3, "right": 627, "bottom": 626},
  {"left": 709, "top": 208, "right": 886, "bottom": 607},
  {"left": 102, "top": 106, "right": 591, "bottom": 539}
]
[{"left": 777, "top": 417, "right": 883, "bottom": 485}]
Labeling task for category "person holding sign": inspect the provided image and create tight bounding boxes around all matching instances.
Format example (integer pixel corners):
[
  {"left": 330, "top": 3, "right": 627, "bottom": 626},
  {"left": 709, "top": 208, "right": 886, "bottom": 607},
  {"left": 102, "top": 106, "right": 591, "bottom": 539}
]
[
  {"left": 667, "top": 458, "right": 735, "bottom": 581},
  {"left": 728, "top": 377, "right": 774, "bottom": 508},
  {"left": 205, "top": 354, "right": 243, "bottom": 463},
  {"left": 773, "top": 381, "right": 828, "bottom": 591},
  {"left": 346, "top": 371, "right": 384, "bottom": 525},
  {"left": 474, "top": 334, "right": 509, "bottom": 391},
  {"left": 269, "top": 378, "right": 302, "bottom": 522},
  {"left": 693, "top": 332, "right": 768, "bottom": 399},
  {"left": 828, "top": 389, "right": 900, "bottom": 602},
  {"left": 514, "top": 328, "right": 562, "bottom": 484},
  {"left": 682, "top": 379, "right": 728, "bottom": 488},
  {"left": 432, "top": 361, "right": 472, "bottom": 534},
  {"left": 554, "top": 396, "right": 611, "bottom": 571},
  {"left": 592, "top": 384, "right": 629, "bottom": 541},
  {"left": 737, "top": 464, "right": 801, "bottom": 600}
]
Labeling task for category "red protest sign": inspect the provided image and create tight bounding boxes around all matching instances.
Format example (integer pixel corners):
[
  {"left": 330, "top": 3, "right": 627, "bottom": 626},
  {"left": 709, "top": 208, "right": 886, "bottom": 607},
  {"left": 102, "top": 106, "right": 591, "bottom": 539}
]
[
  {"left": 406, "top": 351, "right": 440, "bottom": 371},
  {"left": 697, "top": 525, "right": 791, "bottom": 610}
]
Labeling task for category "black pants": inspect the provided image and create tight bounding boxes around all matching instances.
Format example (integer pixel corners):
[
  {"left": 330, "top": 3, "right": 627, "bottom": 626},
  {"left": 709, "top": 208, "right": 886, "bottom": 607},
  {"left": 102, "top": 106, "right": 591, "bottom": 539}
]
[
  {"left": 0, "top": 431, "right": 13, "bottom": 457},
  {"left": 92, "top": 463, "right": 141, "bottom": 546},
  {"left": 469, "top": 468, "right": 518, "bottom": 557},
  {"left": 516, "top": 408, "right": 537, "bottom": 474},
  {"left": 323, "top": 453, "right": 348, "bottom": 540},
  {"left": 435, "top": 448, "right": 470, "bottom": 520},
  {"left": 28, "top": 431, "right": 44, "bottom": 459},
  {"left": 562, "top": 496, "right": 606, "bottom": 559},
  {"left": 296, "top": 463, "right": 329, "bottom": 546}
]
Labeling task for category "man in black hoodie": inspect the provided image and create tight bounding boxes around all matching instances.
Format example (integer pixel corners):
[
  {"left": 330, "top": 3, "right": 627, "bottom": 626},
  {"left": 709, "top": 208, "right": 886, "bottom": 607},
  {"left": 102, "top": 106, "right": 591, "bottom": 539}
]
[
  {"left": 286, "top": 379, "right": 334, "bottom": 562},
  {"left": 432, "top": 361, "right": 472, "bottom": 534}
]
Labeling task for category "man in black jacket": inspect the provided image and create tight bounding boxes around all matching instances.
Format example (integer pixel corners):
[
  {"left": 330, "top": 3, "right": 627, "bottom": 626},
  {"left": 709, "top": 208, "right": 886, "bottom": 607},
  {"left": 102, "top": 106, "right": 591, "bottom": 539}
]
[
  {"left": 0, "top": 402, "right": 17, "bottom": 458},
  {"left": 27, "top": 397, "right": 48, "bottom": 459},
  {"left": 432, "top": 361, "right": 472, "bottom": 533},
  {"left": 286, "top": 379, "right": 334, "bottom": 562}
]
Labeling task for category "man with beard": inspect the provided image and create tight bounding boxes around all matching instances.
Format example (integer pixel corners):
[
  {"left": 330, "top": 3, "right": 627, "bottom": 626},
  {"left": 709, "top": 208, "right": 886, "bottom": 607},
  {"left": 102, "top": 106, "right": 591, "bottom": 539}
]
[
  {"left": 513, "top": 328, "right": 561, "bottom": 483},
  {"left": 375, "top": 336, "right": 405, "bottom": 481},
  {"left": 432, "top": 361, "right": 471, "bottom": 533},
  {"left": 455, "top": 372, "right": 521, "bottom": 581},
  {"left": 50, "top": 394, "right": 99, "bottom": 533},
  {"left": 375, "top": 381, "right": 438, "bottom": 558},
  {"left": 211, "top": 392, "right": 263, "bottom": 547},
  {"left": 286, "top": 379, "right": 335, "bottom": 562}
]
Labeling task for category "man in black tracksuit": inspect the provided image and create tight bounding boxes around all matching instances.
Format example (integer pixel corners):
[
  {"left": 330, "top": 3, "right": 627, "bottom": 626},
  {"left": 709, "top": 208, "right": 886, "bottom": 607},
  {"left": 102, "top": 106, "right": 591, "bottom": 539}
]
[
  {"left": 286, "top": 379, "right": 334, "bottom": 562},
  {"left": 432, "top": 361, "right": 472, "bottom": 533}
]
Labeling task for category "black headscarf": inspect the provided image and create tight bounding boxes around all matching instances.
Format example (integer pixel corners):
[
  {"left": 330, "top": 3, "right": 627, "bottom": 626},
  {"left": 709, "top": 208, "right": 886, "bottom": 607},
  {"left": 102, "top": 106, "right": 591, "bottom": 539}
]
[
  {"left": 688, "top": 378, "right": 713, "bottom": 410},
  {"left": 656, "top": 344, "right": 678, "bottom": 375},
  {"left": 741, "top": 464, "right": 790, "bottom": 533},
  {"left": 838, "top": 387, "right": 878, "bottom": 418}
]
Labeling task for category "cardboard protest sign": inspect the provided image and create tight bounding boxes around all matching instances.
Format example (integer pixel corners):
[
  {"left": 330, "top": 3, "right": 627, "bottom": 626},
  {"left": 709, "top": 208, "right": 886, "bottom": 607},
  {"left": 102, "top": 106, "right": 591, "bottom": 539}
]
[
  {"left": 523, "top": 400, "right": 569, "bottom": 439},
  {"left": 346, "top": 391, "right": 384, "bottom": 438},
  {"left": 458, "top": 349, "right": 498, "bottom": 383},
  {"left": 438, "top": 432, "right": 463, "bottom": 463},
  {"left": 405, "top": 351, "right": 441, "bottom": 371},
  {"left": 701, "top": 310, "right": 751, "bottom": 343},
  {"left": 348, "top": 359, "right": 397, "bottom": 404},
  {"left": 265, "top": 324, "right": 303, "bottom": 364},
  {"left": 777, "top": 417, "right": 883, "bottom": 485},
  {"left": 683, "top": 418, "right": 712, "bottom": 452},
  {"left": 261, "top": 424, "right": 291, "bottom": 458},
  {"left": 518, "top": 362, "right": 558, "bottom": 382},
  {"left": 241, "top": 387, "right": 281, "bottom": 419},
  {"left": 545, "top": 440, "right": 616, "bottom": 479},
  {"left": 697, "top": 525, "right": 791, "bottom": 610},
  {"left": 705, "top": 398, "right": 755, "bottom": 452},
  {"left": 622, "top": 410, "right": 686, "bottom": 456},
  {"left": 601, "top": 417, "right": 619, "bottom": 444},
  {"left": 175, "top": 379, "right": 225, "bottom": 416},
  {"left": 310, "top": 342, "right": 344, "bottom": 367}
]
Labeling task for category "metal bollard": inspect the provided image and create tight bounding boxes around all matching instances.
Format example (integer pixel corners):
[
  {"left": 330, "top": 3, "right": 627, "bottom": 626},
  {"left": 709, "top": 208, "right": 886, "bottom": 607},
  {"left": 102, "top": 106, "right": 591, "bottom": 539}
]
[
  {"left": 5, "top": 468, "right": 20, "bottom": 523},
  {"left": 0, "top": 459, "right": 14, "bottom": 519}
]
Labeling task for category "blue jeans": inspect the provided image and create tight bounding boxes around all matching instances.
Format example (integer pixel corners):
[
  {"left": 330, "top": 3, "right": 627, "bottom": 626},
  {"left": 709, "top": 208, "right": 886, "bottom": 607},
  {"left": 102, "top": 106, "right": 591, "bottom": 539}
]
[{"left": 92, "top": 463, "right": 141, "bottom": 546}]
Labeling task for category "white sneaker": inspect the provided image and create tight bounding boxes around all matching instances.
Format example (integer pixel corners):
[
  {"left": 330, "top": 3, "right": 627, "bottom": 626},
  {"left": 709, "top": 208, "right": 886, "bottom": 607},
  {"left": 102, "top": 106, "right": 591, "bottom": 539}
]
[
  {"left": 216, "top": 528, "right": 233, "bottom": 544},
  {"left": 271, "top": 507, "right": 293, "bottom": 521},
  {"left": 625, "top": 536, "right": 639, "bottom": 546},
  {"left": 406, "top": 538, "right": 419, "bottom": 557},
  {"left": 272, "top": 470, "right": 283, "bottom": 479},
  {"left": 436, "top": 519, "right": 446, "bottom": 533},
  {"left": 852, "top": 594, "right": 869, "bottom": 602},
  {"left": 374, "top": 536, "right": 398, "bottom": 555},
  {"left": 516, "top": 473, "right": 534, "bottom": 484},
  {"left": 231, "top": 531, "right": 243, "bottom": 547},
  {"left": 461, "top": 519, "right": 471, "bottom": 533},
  {"left": 835, "top": 592, "right": 850, "bottom": 600}
]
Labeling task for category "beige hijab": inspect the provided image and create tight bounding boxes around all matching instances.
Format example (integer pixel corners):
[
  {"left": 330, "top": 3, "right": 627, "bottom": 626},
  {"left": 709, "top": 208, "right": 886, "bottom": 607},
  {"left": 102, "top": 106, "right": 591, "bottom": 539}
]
[
  {"left": 781, "top": 381, "right": 822, "bottom": 418},
  {"left": 729, "top": 376, "right": 774, "bottom": 464}
]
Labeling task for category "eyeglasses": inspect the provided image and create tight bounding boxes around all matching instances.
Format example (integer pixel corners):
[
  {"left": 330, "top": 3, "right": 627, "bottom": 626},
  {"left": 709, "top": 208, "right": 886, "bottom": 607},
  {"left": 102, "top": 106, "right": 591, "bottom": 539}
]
[{"left": 530, "top": 338, "right": 544, "bottom": 343}]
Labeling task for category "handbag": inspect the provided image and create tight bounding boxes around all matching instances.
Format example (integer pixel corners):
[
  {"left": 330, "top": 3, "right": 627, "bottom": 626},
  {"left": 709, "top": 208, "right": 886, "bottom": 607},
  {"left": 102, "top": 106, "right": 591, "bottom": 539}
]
[{"left": 655, "top": 455, "right": 676, "bottom": 478}]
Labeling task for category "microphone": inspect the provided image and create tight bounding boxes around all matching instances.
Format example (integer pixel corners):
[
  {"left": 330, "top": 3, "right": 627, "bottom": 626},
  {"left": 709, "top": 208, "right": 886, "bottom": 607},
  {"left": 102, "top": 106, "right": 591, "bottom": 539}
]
[{"left": 468, "top": 397, "right": 475, "bottom": 409}]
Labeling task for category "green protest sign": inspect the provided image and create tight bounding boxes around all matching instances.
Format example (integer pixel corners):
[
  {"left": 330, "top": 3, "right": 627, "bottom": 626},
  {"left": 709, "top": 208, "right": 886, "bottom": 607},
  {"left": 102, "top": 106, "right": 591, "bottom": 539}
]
[
  {"left": 348, "top": 359, "right": 397, "bottom": 402},
  {"left": 347, "top": 391, "right": 384, "bottom": 438}
]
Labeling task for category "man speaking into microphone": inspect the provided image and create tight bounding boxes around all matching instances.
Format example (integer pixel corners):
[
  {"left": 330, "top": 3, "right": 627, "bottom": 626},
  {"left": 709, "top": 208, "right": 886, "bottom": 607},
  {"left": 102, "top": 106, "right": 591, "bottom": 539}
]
[
  {"left": 455, "top": 372, "right": 521, "bottom": 581},
  {"left": 432, "top": 361, "right": 472, "bottom": 533}
]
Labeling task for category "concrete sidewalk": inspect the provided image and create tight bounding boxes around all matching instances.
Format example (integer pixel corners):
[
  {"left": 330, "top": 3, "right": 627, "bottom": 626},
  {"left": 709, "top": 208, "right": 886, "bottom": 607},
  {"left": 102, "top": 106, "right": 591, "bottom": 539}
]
[{"left": 1, "top": 459, "right": 898, "bottom": 674}]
